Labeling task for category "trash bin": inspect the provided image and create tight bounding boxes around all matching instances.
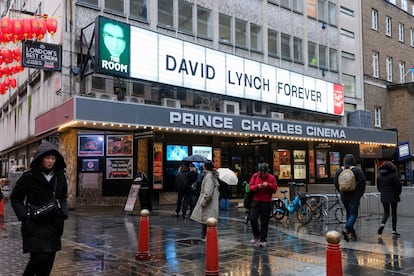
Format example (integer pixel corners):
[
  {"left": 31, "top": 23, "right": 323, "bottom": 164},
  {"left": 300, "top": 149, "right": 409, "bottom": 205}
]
[{"left": 134, "top": 172, "right": 152, "bottom": 211}]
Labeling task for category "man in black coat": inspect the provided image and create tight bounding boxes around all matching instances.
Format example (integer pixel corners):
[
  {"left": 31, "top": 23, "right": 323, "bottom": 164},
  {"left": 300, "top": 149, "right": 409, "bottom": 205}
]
[
  {"left": 11, "top": 140, "right": 68, "bottom": 276},
  {"left": 334, "top": 154, "right": 366, "bottom": 242}
]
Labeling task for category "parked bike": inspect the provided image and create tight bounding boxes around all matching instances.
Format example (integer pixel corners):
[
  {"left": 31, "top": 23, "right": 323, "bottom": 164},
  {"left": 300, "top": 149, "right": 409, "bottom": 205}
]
[
  {"left": 270, "top": 182, "right": 313, "bottom": 225},
  {"left": 308, "top": 191, "right": 346, "bottom": 223}
]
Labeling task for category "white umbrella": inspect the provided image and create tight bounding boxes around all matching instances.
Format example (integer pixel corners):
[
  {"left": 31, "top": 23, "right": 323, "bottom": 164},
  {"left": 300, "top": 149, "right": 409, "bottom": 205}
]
[{"left": 217, "top": 168, "right": 238, "bottom": 185}]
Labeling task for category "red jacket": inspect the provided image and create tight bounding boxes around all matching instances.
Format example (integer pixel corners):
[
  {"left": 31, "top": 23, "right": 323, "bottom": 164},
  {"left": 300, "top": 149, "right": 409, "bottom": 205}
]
[{"left": 249, "top": 172, "right": 277, "bottom": 202}]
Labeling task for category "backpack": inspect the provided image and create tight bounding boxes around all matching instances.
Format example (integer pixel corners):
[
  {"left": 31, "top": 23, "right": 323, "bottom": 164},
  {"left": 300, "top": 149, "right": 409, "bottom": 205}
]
[{"left": 338, "top": 166, "right": 357, "bottom": 192}]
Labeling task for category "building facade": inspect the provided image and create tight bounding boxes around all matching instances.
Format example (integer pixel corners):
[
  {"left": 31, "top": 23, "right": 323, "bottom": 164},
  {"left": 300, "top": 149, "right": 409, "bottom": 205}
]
[{"left": 0, "top": 0, "right": 398, "bottom": 208}]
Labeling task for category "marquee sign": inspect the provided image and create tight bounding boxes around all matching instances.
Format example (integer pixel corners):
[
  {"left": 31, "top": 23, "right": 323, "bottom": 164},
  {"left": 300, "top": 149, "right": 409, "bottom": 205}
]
[{"left": 95, "top": 16, "right": 344, "bottom": 116}]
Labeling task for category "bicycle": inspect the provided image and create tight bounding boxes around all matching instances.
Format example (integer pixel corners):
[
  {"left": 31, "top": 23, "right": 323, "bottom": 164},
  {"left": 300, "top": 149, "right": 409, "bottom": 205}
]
[
  {"left": 308, "top": 191, "right": 346, "bottom": 223},
  {"left": 270, "top": 182, "right": 313, "bottom": 225}
]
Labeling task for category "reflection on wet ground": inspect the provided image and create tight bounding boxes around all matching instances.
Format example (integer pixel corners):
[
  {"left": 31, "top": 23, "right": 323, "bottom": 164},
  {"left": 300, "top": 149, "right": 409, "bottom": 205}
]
[{"left": 1, "top": 202, "right": 414, "bottom": 275}]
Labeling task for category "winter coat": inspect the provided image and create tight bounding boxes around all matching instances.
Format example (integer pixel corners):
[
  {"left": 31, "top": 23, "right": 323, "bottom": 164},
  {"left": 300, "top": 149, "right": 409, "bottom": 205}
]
[
  {"left": 10, "top": 141, "right": 68, "bottom": 253},
  {"left": 176, "top": 170, "right": 191, "bottom": 192},
  {"left": 334, "top": 154, "right": 366, "bottom": 201},
  {"left": 190, "top": 170, "right": 219, "bottom": 224},
  {"left": 249, "top": 172, "right": 277, "bottom": 202},
  {"left": 377, "top": 162, "right": 402, "bottom": 204}
]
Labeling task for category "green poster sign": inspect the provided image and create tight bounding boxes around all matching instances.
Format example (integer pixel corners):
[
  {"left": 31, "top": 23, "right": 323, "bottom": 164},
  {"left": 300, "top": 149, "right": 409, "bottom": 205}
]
[{"left": 96, "top": 16, "right": 130, "bottom": 77}]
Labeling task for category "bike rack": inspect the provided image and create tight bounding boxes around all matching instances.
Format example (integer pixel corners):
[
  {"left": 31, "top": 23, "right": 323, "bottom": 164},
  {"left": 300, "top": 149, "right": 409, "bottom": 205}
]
[
  {"left": 362, "top": 192, "right": 381, "bottom": 220},
  {"left": 307, "top": 193, "right": 345, "bottom": 224}
]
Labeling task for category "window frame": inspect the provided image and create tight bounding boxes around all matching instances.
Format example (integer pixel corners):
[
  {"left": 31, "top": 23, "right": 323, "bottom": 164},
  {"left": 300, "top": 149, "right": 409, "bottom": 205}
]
[
  {"left": 371, "top": 9, "right": 378, "bottom": 31},
  {"left": 293, "top": 37, "right": 303, "bottom": 63},
  {"left": 235, "top": 18, "right": 247, "bottom": 48},
  {"left": 374, "top": 107, "right": 381, "bottom": 128},
  {"left": 385, "top": 16, "right": 392, "bottom": 37},
  {"left": 104, "top": 0, "right": 124, "bottom": 15},
  {"left": 178, "top": 0, "right": 193, "bottom": 34},
  {"left": 329, "top": 48, "right": 338, "bottom": 72},
  {"left": 130, "top": 0, "right": 148, "bottom": 21},
  {"left": 250, "top": 23, "right": 262, "bottom": 52},
  {"left": 386, "top": 56, "right": 393, "bottom": 82},
  {"left": 197, "top": 6, "right": 212, "bottom": 39},
  {"left": 268, "top": 29, "right": 279, "bottom": 57},
  {"left": 372, "top": 51, "right": 379, "bottom": 78},
  {"left": 398, "top": 23, "right": 404, "bottom": 43},
  {"left": 158, "top": 0, "right": 174, "bottom": 28},
  {"left": 399, "top": 62, "right": 405, "bottom": 83},
  {"left": 308, "top": 41, "right": 317, "bottom": 67},
  {"left": 219, "top": 13, "right": 232, "bottom": 44},
  {"left": 280, "top": 32, "right": 291, "bottom": 61}
]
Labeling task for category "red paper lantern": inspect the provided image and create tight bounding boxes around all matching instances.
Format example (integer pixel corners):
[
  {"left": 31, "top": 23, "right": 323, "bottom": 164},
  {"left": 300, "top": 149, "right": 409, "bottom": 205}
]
[
  {"left": 12, "top": 48, "right": 21, "bottom": 62},
  {"left": 0, "top": 83, "right": 5, "bottom": 93},
  {"left": 2, "top": 49, "right": 12, "bottom": 64},
  {"left": 2, "top": 66, "right": 11, "bottom": 76},
  {"left": 10, "top": 78, "right": 16, "bottom": 88},
  {"left": 31, "top": 18, "right": 39, "bottom": 39},
  {"left": 3, "top": 77, "right": 10, "bottom": 87},
  {"left": 21, "top": 18, "right": 32, "bottom": 39},
  {"left": 15, "top": 63, "right": 24, "bottom": 72},
  {"left": 1, "top": 17, "right": 13, "bottom": 42},
  {"left": 36, "top": 18, "right": 47, "bottom": 40},
  {"left": 12, "top": 18, "right": 22, "bottom": 42},
  {"left": 46, "top": 17, "right": 57, "bottom": 36}
]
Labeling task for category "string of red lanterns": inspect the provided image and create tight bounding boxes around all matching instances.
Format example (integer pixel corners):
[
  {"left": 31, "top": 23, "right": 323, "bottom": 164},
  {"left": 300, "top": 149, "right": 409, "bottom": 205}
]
[{"left": 0, "top": 15, "right": 58, "bottom": 95}]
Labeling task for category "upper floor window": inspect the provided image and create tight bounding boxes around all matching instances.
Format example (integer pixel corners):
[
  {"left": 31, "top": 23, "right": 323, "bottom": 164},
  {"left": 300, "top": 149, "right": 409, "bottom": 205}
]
[
  {"left": 293, "top": 37, "right": 303, "bottom": 63},
  {"left": 250, "top": 23, "right": 262, "bottom": 51},
  {"left": 77, "top": 0, "right": 98, "bottom": 7},
  {"left": 293, "top": 0, "right": 304, "bottom": 13},
  {"left": 197, "top": 6, "right": 212, "bottom": 39},
  {"left": 158, "top": 0, "right": 173, "bottom": 28},
  {"left": 340, "top": 6, "right": 354, "bottom": 17},
  {"left": 308, "top": 41, "right": 317, "bottom": 67},
  {"left": 235, "top": 18, "right": 247, "bottom": 48},
  {"left": 327, "top": 2, "right": 336, "bottom": 26},
  {"left": 307, "top": 0, "right": 317, "bottom": 18},
  {"left": 372, "top": 51, "right": 379, "bottom": 78},
  {"left": 318, "top": 0, "right": 327, "bottom": 22},
  {"left": 341, "top": 51, "right": 355, "bottom": 60},
  {"left": 385, "top": 16, "right": 392, "bottom": 37},
  {"left": 340, "top": 28, "right": 354, "bottom": 38},
  {"left": 319, "top": 45, "right": 327, "bottom": 69},
  {"left": 374, "top": 107, "right": 381, "bottom": 128},
  {"left": 268, "top": 29, "right": 278, "bottom": 57},
  {"left": 178, "top": 0, "right": 193, "bottom": 34},
  {"left": 130, "top": 0, "right": 148, "bottom": 21},
  {"left": 398, "top": 23, "right": 404, "bottom": 43},
  {"left": 411, "top": 29, "right": 414, "bottom": 47},
  {"left": 329, "top": 48, "right": 338, "bottom": 71},
  {"left": 281, "top": 33, "right": 291, "bottom": 60},
  {"left": 388, "top": 0, "right": 396, "bottom": 4},
  {"left": 386, "top": 56, "right": 393, "bottom": 82},
  {"left": 399, "top": 61, "right": 405, "bottom": 83},
  {"left": 219, "top": 13, "right": 232, "bottom": 44},
  {"left": 342, "top": 74, "right": 356, "bottom": 98},
  {"left": 105, "top": 0, "right": 124, "bottom": 14},
  {"left": 371, "top": 9, "right": 378, "bottom": 31},
  {"left": 401, "top": 0, "right": 408, "bottom": 11}
]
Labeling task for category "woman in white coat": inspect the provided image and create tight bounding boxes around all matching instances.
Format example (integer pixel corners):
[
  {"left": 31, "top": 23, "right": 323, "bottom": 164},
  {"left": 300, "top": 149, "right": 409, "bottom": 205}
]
[{"left": 190, "top": 161, "right": 220, "bottom": 240}]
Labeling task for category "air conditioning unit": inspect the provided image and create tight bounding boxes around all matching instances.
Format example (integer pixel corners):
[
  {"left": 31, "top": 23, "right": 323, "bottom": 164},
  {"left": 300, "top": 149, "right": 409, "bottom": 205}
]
[
  {"left": 161, "top": 98, "right": 181, "bottom": 108},
  {"left": 126, "top": 96, "right": 145, "bottom": 104},
  {"left": 96, "top": 93, "right": 117, "bottom": 101},
  {"left": 270, "top": 112, "right": 284, "bottom": 120},
  {"left": 219, "top": 100, "right": 240, "bottom": 115},
  {"left": 252, "top": 102, "right": 266, "bottom": 115}
]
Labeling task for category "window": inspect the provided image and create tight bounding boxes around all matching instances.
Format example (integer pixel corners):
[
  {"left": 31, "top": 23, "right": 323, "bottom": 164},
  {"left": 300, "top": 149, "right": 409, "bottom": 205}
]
[
  {"left": 340, "top": 6, "right": 354, "bottom": 17},
  {"left": 197, "top": 6, "right": 212, "bottom": 38},
  {"left": 398, "top": 23, "right": 404, "bottom": 42},
  {"left": 307, "top": 0, "right": 317, "bottom": 18},
  {"left": 235, "top": 18, "right": 247, "bottom": 48},
  {"left": 372, "top": 51, "right": 379, "bottom": 78},
  {"left": 158, "top": 0, "right": 173, "bottom": 28},
  {"left": 268, "top": 29, "right": 278, "bottom": 57},
  {"left": 340, "top": 28, "right": 354, "bottom": 38},
  {"left": 371, "top": 9, "right": 378, "bottom": 31},
  {"left": 402, "top": 0, "right": 408, "bottom": 11},
  {"left": 219, "top": 13, "right": 232, "bottom": 43},
  {"left": 281, "top": 33, "right": 291, "bottom": 60},
  {"left": 319, "top": 45, "right": 327, "bottom": 69},
  {"left": 341, "top": 51, "right": 355, "bottom": 60},
  {"left": 329, "top": 48, "right": 338, "bottom": 71},
  {"left": 374, "top": 107, "right": 381, "bottom": 128},
  {"left": 78, "top": 0, "right": 98, "bottom": 7},
  {"left": 411, "top": 29, "right": 414, "bottom": 47},
  {"left": 385, "top": 16, "right": 392, "bottom": 37},
  {"left": 293, "top": 37, "right": 303, "bottom": 63},
  {"left": 386, "top": 56, "right": 393, "bottom": 82},
  {"left": 280, "top": 0, "right": 290, "bottom": 9},
  {"left": 342, "top": 74, "right": 356, "bottom": 98},
  {"left": 293, "top": 0, "right": 303, "bottom": 13},
  {"left": 130, "top": 0, "right": 147, "bottom": 21},
  {"left": 399, "top": 62, "right": 405, "bottom": 83},
  {"left": 178, "top": 0, "right": 193, "bottom": 34},
  {"left": 328, "top": 2, "right": 336, "bottom": 26},
  {"left": 318, "top": 0, "right": 327, "bottom": 22},
  {"left": 308, "top": 41, "right": 317, "bottom": 66},
  {"left": 250, "top": 23, "right": 262, "bottom": 51},
  {"left": 105, "top": 0, "right": 124, "bottom": 14}
]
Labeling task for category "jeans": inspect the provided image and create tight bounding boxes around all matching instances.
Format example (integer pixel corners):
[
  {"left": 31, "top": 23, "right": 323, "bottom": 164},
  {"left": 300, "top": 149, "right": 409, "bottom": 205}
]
[{"left": 342, "top": 198, "right": 360, "bottom": 234}]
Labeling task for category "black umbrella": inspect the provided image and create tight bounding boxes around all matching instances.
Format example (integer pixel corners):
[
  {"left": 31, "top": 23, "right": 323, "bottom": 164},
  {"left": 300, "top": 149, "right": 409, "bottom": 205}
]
[{"left": 182, "top": 155, "right": 209, "bottom": 162}]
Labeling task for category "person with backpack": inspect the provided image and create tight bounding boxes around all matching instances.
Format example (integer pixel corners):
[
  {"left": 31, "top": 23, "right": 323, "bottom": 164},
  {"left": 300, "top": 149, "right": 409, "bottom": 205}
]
[
  {"left": 376, "top": 161, "right": 402, "bottom": 237},
  {"left": 334, "top": 153, "right": 366, "bottom": 242}
]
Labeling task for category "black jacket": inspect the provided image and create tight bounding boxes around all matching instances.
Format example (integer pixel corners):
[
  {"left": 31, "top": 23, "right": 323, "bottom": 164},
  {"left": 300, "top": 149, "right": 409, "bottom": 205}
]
[
  {"left": 334, "top": 154, "right": 366, "bottom": 201},
  {"left": 377, "top": 163, "right": 401, "bottom": 204},
  {"left": 10, "top": 141, "right": 68, "bottom": 253}
]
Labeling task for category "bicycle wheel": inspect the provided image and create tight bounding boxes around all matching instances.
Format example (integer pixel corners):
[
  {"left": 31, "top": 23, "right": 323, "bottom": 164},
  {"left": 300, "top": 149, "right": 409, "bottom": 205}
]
[
  {"left": 296, "top": 202, "right": 313, "bottom": 225},
  {"left": 271, "top": 199, "right": 285, "bottom": 220},
  {"left": 334, "top": 207, "right": 346, "bottom": 223},
  {"left": 308, "top": 197, "right": 321, "bottom": 220}
]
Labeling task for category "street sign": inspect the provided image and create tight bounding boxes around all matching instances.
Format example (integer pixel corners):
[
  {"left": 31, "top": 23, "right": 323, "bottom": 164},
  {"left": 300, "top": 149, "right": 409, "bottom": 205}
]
[{"left": 22, "top": 40, "right": 62, "bottom": 71}]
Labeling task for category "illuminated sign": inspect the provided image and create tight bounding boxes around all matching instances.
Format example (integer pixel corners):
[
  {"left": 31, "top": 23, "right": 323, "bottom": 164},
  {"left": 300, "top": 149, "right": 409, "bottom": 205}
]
[{"left": 95, "top": 16, "right": 344, "bottom": 115}]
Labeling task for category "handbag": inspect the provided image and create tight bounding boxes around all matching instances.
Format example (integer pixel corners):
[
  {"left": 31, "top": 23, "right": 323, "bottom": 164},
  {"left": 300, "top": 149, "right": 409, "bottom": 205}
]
[
  {"left": 243, "top": 190, "right": 254, "bottom": 209},
  {"left": 27, "top": 178, "right": 61, "bottom": 221}
]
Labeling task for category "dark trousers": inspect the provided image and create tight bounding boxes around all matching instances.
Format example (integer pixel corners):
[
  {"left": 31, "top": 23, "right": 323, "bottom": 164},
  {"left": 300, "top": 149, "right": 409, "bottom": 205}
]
[
  {"left": 342, "top": 198, "right": 360, "bottom": 234},
  {"left": 175, "top": 190, "right": 185, "bottom": 214},
  {"left": 181, "top": 190, "right": 192, "bottom": 216},
  {"left": 23, "top": 251, "right": 56, "bottom": 276},
  {"left": 382, "top": 202, "right": 398, "bottom": 231},
  {"left": 250, "top": 201, "right": 272, "bottom": 242}
]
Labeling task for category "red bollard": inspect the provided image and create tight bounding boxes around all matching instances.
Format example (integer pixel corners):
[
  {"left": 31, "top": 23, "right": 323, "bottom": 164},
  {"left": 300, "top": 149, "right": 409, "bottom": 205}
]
[
  {"left": 0, "top": 198, "right": 4, "bottom": 218},
  {"left": 326, "top": 230, "right": 342, "bottom": 276},
  {"left": 205, "top": 217, "right": 219, "bottom": 276},
  {"left": 136, "top": 209, "right": 151, "bottom": 260}
]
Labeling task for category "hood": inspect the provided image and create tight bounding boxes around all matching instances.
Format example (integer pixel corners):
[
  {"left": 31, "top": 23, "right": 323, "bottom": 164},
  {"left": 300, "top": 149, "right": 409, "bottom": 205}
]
[
  {"left": 378, "top": 161, "right": 397, "bottom": 175},
  {"left": 30, "top": 141, "right": 66, "bottom": 170},
  {"left": 343, "top": 154, "right": 356, "bottom": 167}
]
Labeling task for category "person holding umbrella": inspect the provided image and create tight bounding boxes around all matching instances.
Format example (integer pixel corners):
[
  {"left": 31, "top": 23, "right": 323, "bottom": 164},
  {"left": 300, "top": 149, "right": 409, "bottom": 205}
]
[{"left": 217, "top": 168, "right": 238, "bottom": 211}]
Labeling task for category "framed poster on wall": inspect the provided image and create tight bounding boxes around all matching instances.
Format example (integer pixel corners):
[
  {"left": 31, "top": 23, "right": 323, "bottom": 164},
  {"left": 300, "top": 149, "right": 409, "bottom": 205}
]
[
  {"left": 78, "top": 135, "right": 104, "bottom": 156},
  {"left": 278, "top": 149, "right": 291, "bottom": 180},
  {"left": 106, "top": 158, "right": 133, "bottom": 179},
  {"left": 107, "top": 134, "right": 133, "bottom": 156},
  {"left": 293, "top": 150, "right": 306, "bottom": 179}
]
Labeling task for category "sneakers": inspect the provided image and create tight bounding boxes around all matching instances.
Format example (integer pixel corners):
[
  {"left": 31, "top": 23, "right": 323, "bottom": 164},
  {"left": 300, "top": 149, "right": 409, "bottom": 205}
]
[
  {"left": 349, "top": 232, "right": 357, "bottom": 241},
  {"left": 378, "top": 224, "right": 385, "bottom": 235},
  {"left": 259, "top": 241, "right": 267, "bottom": 249},
  {"left": 172, "top": 212, "right": 179, "bottom": 217},
  {"left": 392, "top": 231, "right": 401, "bottom": 237},
  {"left": 250, "top": 237, "right": 259, "bottom": 245},
  {"left": 342, "top": 230, "right": 350, "bottom": 242}
]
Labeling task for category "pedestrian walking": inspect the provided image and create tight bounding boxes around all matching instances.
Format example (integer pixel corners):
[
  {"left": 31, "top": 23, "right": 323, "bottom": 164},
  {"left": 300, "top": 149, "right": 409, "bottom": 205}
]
[
  {"left": 188, "top": 163, "right": 199, "bottom": 215},
  {"left": 377, "top": 161, "right": 402, "bottom": 237},
  {"left": 190, "top": 161, "right": 220, "bottom": 240},
  {"left": 249, "top": 163, "right": 277, "bottom": 249},
  {"left": 10, "top": 140, "right": 69, "bottom": 276},
  {"left": 174, "top": 163, "right": 192, "bottom": 218},
  {"left": 334, "top": 153, "right": 366, "bottom": 242}
]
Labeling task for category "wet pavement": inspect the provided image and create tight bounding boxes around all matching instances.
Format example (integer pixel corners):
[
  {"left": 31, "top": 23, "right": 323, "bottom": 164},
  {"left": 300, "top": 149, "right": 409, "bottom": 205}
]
[{"left": 1, "top": 200, "right": 414, "bottom": 276}]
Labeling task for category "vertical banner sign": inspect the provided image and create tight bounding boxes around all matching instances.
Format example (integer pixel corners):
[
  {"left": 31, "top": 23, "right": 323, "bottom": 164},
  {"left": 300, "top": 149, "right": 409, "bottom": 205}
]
[
  {"left": 153, "top": 143, "right": 163, "bottom": 190},
  {"left": 308, "top": 149, "right": 315, "bottom": 183},
  {"left": 213, "top": 148, "right": 221, "bottom": 169},
  {"left": 273, "top": 150, "right": 280, "bottom": 178},
  {"left": 96, "top": 16, "right": 130, "bottom": 77}
]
